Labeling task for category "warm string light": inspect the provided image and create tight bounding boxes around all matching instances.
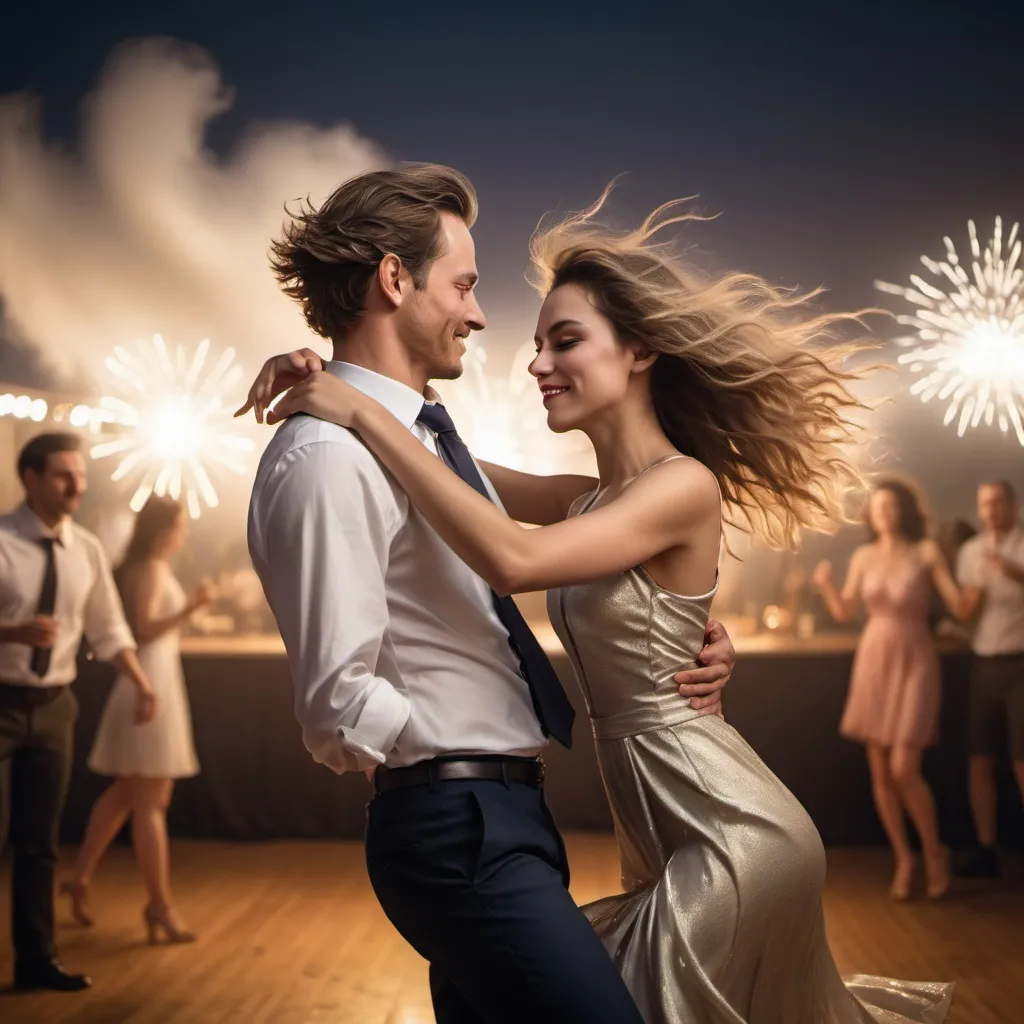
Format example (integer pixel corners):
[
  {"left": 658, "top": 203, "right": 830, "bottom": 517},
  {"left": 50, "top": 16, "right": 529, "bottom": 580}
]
[
  {"left": 0, "top": 392, "right": 48, "bottom": 422},
  {"left": 876, "top": 217, "right": 1024, "bottom": 446},
  {"left": 90, "top": 335, "right": 255, "bottom": 518}
]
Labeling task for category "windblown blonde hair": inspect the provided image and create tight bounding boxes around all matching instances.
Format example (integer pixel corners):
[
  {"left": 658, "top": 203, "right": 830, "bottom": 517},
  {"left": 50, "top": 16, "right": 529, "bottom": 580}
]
[{"left": 530, "top": 189, "right": 874, "bottom": 549}]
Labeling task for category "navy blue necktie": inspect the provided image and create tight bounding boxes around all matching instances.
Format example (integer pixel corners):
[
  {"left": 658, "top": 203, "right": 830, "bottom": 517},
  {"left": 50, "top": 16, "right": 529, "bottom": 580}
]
[
  {"left": 31, "top": 537, "right": 58, "bottom": 678},
  {"left": 417, "top": 401, "right": 575, "bottom": 748}
]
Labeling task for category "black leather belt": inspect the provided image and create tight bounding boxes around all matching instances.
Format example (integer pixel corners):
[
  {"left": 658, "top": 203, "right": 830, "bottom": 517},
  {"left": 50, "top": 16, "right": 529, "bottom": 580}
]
[
  {"left": 374, "top": 756, "right": 545, "bottom": 795},
  {"left": 0, "top": 681, "right": 68, "bottom": 708}
]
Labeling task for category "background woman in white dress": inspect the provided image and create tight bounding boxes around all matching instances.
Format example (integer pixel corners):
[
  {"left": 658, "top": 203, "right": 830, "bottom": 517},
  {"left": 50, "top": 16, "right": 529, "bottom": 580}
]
[{"left": 61, "top": 496, "right": 212, "bottom": 943}]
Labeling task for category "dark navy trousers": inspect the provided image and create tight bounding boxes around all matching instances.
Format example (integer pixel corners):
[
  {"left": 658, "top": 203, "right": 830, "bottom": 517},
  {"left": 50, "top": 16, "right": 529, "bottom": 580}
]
[{"left": 365, "top": 777, "right": 644, "bottom": 1024}]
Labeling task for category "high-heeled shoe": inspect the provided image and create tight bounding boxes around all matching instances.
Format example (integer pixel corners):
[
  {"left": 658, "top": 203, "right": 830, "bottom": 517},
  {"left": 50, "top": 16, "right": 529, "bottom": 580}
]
[
  {"left": 143, "top": 903, "right": 196, "bottom": 944},
  {"left": 925, "top": 846, "right": 951, "bottom": 900},
  {"left": 889, "top": 855, "right": 918, "bottom": 901},
  {"left": 59, "top": 880, "right": 94, "bottom": 927}
]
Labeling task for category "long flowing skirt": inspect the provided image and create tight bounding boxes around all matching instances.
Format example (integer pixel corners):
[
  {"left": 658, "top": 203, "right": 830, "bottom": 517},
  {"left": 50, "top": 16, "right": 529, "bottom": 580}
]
[{"left": 584, "top": 708, "right": 953, "bottom": 1023}]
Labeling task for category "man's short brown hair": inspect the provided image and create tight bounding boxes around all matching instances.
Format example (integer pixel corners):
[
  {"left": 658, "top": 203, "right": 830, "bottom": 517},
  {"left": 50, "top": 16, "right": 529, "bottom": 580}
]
[
  {"left": 17, "top": 432, "right": 82, "bottom": 479},
  {"left": 270, "top": 163, "right": 478, "bottom": 339}
]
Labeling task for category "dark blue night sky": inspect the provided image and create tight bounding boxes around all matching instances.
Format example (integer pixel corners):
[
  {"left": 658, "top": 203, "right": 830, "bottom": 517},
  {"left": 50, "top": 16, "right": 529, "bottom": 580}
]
[{"left": 4, "top": 1, "right": 1021, "bottom": 316}]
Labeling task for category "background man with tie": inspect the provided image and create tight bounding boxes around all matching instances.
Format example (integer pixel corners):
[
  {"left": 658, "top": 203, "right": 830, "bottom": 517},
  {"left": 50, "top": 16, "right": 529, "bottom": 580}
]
[
  {"left": 246, "top": 165, "right": 736, "bottom": 1023},
  {"left": 0, "top": 432, "right": 155, "bottom": 991}
]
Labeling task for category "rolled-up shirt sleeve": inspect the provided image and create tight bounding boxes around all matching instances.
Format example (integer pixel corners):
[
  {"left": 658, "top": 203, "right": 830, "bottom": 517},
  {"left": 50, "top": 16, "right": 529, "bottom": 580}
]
[
  {"left": 253, "top": 438, "right": 410, "bottom": 774},
  {"left": 82, "top": 541, "right": 136, "bottom": 661}
]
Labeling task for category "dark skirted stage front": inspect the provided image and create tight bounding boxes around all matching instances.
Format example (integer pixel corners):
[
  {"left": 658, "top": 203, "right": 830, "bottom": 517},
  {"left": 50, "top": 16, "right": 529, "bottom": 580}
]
[{"left": 61, "top": 633, "right": 1024, "bottom": 849}]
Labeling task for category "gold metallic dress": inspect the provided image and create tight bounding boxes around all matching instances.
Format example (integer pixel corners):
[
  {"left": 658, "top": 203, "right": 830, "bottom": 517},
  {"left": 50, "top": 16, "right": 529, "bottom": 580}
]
[{"left": 547, "top": 491, "right": 954, "bottom": 1024}]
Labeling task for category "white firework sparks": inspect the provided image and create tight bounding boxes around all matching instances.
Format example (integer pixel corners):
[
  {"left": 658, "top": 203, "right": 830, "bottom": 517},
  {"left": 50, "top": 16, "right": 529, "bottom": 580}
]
[
  {"left": 434, "top": 337, "right": 593, "bottom": 475},
  {"left": 876, "top": 217, "right": 1024, "bottom": 446},
  {"left": 90, "top": 335, "right": 256, "bottom": 518}
]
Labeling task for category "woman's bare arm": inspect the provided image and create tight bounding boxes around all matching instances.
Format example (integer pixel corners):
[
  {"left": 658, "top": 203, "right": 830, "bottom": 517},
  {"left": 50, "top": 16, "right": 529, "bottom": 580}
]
[
  {"left": 920, "top": 540, "right": 970, "bottom": 620},
  {"left": 477, "top": 462, "right": 597, "bottom": 525},
  {"left": 815, "top": 547, "right": 867, "bottom": 623},
  {"left": 125, "top": 561, "right": 199, "bottom": 645},
  {"left": 357, "top": 398, "right": 717, "bottom": 593},
  {"left": 270, "top": 371, "right": 719, "bottom": 594}
]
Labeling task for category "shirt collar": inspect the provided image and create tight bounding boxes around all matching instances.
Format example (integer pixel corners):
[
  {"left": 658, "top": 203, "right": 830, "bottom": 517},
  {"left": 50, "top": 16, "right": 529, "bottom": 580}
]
[
  {"left": 323, "top": 361, "right": 432, "bottom": 431},
  {"left": 14, "top": 502, "right": 73, "bottom": 547}
]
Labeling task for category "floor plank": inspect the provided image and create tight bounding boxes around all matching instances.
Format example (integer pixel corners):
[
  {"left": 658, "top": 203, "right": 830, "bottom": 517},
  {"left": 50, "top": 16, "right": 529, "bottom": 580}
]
[{"left": 0, "top": 838, "right": 1019, "bottom": 1022}]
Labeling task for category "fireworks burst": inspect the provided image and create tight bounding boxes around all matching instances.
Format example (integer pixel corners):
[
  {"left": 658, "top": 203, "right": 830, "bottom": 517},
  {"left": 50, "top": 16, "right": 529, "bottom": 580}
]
[
  {"left": 91, "top": 335, "right": 255, "bottom": 518},
  {"left": 876, "top": 217, "right": 1024, "bottom": 446}
]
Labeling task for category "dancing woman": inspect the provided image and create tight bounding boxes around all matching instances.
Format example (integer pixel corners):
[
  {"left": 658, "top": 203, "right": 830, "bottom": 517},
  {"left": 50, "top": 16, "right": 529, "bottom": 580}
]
[{"left": 813, "top": 479, "right": 963, "bottom": 900}]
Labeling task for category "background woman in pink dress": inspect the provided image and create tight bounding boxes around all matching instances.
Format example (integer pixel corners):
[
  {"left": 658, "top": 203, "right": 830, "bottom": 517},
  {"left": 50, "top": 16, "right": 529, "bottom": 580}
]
[{"left": 812, "top": 478, "right": 965, "bottom": 900}]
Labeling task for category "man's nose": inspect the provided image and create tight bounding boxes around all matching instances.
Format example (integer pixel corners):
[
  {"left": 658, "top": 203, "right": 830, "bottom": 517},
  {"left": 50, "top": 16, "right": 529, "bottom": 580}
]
[{"left": 467, "top": 299, "right": 486, "bottom": 332}]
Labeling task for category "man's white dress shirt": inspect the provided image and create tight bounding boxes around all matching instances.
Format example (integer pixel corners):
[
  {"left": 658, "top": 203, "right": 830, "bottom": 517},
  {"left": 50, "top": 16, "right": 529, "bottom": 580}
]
[
  {"left": 0, "top": 503, "right": 136, "bottom": 686},
  {"left": 957, "top": 525, "right": 1024, "bottom": 656},
  {"left": 247, "top": 361, "right": 547, "bottom": 774}
]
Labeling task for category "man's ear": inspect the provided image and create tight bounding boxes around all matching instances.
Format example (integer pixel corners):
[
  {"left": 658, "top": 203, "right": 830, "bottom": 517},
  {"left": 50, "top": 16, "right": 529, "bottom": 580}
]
[{"left": 377, "top": 254, "right": 407, "bottom": 309}]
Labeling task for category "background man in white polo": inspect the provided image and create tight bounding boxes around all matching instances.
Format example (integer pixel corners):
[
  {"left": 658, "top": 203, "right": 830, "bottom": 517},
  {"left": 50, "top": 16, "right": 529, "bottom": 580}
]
[{"left": 955, "top": 478, "right": 1024, "bottom": 878}]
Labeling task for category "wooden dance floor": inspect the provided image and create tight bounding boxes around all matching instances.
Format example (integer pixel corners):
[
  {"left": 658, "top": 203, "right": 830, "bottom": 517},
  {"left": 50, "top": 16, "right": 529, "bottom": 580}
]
[{"left": 1, "top": 837, "right": 1020, "bottom": 1023}]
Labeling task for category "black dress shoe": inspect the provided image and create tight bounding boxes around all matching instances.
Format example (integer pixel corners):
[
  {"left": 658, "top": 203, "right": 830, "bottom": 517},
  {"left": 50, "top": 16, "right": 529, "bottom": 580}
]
[{"left": 13, "top": 958, "right": 92, "bottom": 992}]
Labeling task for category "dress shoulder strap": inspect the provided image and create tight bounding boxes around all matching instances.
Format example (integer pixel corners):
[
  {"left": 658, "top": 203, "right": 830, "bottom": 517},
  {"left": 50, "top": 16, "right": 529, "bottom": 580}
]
[
  {"left": 569, "top": 487, "right": 602, "bottom": 518},
  {"left": 574, "top": 455, "right": 693, "bottom": 516},
  {"left": 630, "top": 453, "right": 691, "bottom": 484},
  {"left": 629, "top": 453, "right": 724, "bottom": 513}
]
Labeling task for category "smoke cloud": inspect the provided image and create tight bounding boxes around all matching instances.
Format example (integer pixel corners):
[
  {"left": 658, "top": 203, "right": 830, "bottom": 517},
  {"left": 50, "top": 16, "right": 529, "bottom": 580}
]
[{"left": 0, "top": 37, "right": 384, "bottom": 390}]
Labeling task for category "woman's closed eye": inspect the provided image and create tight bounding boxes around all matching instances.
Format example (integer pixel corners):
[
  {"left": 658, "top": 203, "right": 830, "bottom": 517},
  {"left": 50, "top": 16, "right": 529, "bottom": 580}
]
[{"left": 533, "top": 338, "right": 580, "bottom": 355}]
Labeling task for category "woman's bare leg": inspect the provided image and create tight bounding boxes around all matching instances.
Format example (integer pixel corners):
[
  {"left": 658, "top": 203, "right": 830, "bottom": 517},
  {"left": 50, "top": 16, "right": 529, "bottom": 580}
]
[
  {"left": 69, "top": 778, "right": 132, "bottom": 886},
  {"left": 866, "top": 744, "right": 916, "bottom": 897},
  {"left": 890, "top": 744, "right": 949, "bottom": 896},
  {"left": 129, "top": 777, "right": 176, "bottom": 909}
]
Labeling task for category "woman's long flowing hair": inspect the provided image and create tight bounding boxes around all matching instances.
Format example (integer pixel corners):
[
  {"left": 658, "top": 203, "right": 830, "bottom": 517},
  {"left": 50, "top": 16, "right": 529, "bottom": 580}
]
[
  {"left": 530, "top": 188, "right": 876, "bottom": 549},
  {"left": 115, "top": 495, "right": 183, "bottom": 596}
]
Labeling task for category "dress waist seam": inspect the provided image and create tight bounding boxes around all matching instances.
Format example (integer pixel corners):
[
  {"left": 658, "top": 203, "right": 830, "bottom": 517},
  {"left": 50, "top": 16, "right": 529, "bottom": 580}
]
[{"left": 590, "top": 702, "right": 704, "bottom": 742}]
